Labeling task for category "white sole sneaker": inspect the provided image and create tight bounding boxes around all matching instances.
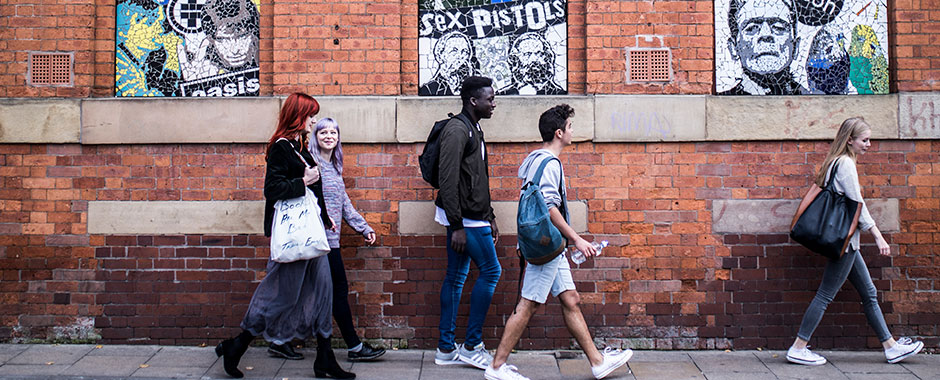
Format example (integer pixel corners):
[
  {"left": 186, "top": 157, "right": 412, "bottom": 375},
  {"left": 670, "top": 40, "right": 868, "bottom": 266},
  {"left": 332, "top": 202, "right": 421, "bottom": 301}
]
[
  {"left": 786, "top": 354, "right": 826, "bottom": 366},
  {"left": 887, "top": 341, "right": 924, "bottom": 364}
]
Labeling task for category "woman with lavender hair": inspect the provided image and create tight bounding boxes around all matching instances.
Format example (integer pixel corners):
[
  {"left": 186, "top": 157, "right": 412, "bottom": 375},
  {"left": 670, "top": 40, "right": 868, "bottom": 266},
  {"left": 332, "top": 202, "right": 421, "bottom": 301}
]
[{"left": 309, "top": 118, "right": 386, "bottom": 362}]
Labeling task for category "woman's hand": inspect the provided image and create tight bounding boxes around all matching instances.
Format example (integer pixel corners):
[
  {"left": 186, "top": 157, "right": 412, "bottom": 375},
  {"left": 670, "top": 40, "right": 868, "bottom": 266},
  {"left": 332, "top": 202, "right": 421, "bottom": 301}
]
[
  {"left": 875, "top": 236, "right": 891, "bottom": 256},
  {"left": 870, "top": 226, "right": 891, "bottom": 257},
  {"left": 302, "top": 166, "right": 319, "bottom": 185},
  {"left": 329, "top": 217, "right": 338, "bottom": 232},
  {"left": 364, "top": 231, "right": 376, "bottom": 245}
]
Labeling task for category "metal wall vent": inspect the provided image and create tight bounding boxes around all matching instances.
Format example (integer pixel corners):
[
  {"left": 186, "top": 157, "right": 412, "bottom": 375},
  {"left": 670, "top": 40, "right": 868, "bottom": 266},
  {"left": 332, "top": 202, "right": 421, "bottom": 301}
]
[{"left": 29, "top": 52, "right": 73, "bottom": 86}]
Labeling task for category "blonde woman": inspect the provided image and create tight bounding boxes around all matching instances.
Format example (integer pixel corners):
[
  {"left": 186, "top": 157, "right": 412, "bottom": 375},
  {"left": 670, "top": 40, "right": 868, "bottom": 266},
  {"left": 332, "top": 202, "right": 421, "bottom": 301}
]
[{"left": 786, "top": 117, "right": 924, "bottom": 366}]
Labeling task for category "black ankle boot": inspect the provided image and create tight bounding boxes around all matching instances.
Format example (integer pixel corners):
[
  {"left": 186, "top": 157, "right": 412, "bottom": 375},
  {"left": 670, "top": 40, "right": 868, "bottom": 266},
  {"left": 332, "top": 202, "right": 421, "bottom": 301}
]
[
  {"left": 215, "top": 330, "right": 253, "bottom": 378},
  {"left": 314, "top": 338, "right": 355, "bottom": 379}
]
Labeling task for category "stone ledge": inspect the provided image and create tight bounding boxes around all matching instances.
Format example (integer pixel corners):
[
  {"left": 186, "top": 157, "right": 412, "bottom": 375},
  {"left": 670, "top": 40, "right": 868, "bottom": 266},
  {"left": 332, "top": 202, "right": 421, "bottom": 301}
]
[
  {"left": 712, "top": 198, "right": 899, "bottom": 234},
  {"left": 0, "top": 99, "right": 80, "bottom": 143},
  {"left": 81, "top": 98, "right": 281, "bottom": 144},
  {"left": 88, "top": 201, "right": 264, "bottom": 235},
  {"left": 3, "top": 94, "right": 936, "bottom": 144},
  {"left": 396, "top": 96, "right": 594, "bottom": 143},
  {"left": 706, "top": 95, "right": 899, "bottom": 141},
  {"left": 398, "top": 200, "right": 588, "bottom": 235}
]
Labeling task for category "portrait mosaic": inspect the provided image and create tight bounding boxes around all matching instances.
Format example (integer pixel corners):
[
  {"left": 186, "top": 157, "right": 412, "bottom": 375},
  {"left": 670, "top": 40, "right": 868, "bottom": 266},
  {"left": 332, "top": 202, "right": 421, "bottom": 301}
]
[
  {"left": 116, "top": 0, "right": 260, "bottom": 97},
  {"left": 418, "top": 0, "right": 567, "bottom": 96},
  {"left": 715, "top": 0, "right": 888, "bottom": 95}
]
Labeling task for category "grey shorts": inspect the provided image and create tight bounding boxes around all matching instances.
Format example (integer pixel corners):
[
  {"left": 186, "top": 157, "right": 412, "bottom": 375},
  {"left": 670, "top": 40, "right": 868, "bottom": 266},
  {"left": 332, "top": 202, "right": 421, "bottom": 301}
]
[{"left": 521, "top": 251, "right": 576, "bottom": 304}]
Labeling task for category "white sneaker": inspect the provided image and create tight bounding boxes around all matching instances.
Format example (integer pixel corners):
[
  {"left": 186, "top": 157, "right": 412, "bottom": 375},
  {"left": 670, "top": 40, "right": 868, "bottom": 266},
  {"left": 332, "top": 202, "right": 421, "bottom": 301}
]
[
  {"left": 435, "top": 347, "right": 462, "bottom": 366},
  {"left": 591, "top": 347, "right": 633, "bottom": 379},
  {"left": 484, "top": 363, "right": 530, "bottom": 380},
  {"left": 786, "top": 346, "right": 826, "bottom": 366},
  {"left": 457, "top": 342, "right": 493, "bottom": 370},
  {"left": 885, "top": 337, "right": 924, "bottom": 364}
]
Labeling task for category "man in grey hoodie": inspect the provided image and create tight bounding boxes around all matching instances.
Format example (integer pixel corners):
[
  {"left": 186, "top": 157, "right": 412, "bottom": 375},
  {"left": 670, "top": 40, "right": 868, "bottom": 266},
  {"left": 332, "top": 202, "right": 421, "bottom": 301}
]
[{"left": 484, "top": 105, "right": 632, "bottom": 380}]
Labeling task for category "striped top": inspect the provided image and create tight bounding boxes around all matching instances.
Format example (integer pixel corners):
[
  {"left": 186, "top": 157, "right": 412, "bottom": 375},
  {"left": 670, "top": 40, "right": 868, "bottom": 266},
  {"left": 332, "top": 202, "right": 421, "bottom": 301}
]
[{"left": 314, "top": 155, "right": 373, "bottom": 249}]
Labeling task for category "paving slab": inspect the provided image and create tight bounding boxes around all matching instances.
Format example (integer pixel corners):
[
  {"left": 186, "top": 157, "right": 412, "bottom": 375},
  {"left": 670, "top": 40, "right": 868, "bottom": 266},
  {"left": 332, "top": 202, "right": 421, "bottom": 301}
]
[
  {"left": 505, "top": 352, "right": 564, "bottom": 379},
  {"left": 630, "top": 361, "right": 704, "bottom": 380},
  {"left": 0, "top": 364, "right": 70, "bottom": 377},
  {"left": 702, "top": 372, "right": 779, "bottom": 380},
  {"left": 900, "top": 353, "right": 940, "bottom": 379},
  {"left": 0, "top": 344, "right": 29, "bottom": 364},
  {"left": 5, "top": 344, "right": 95, "bottom": 365},
  {"left": 417, "top": 350, "right": 485, "bottom": 380},
  {"left": 206, "top": 347, "right": 283, "bottom": 379},
  {"left": 558, "top": 357, "right": 634, "bottom": 380},
  {"left": 143, "top": 346, "right": 219, "bottom": 368},
  {"left": 130, "top": 365, "right": 209, "bottom": 378},
  {"left": 843, "top": 374, "right": 921, "bottom": 380},
  {"left": 347, "top": 349, "right": 424, "bottom": 379},
  {"left": 824, "top": 350, "right": 912, "bottom": 374},
  {"left": 85, "top": 344, "right": 162, "bottom": 357},
  {"left": 62, "top": 355, "right": 149, "bottom": 377},
  {"left": 755, "top": 350, "right": 850, "bottom": 380},
  {"left": 689, "top": 351, "right": 768, "bottom": 373}
]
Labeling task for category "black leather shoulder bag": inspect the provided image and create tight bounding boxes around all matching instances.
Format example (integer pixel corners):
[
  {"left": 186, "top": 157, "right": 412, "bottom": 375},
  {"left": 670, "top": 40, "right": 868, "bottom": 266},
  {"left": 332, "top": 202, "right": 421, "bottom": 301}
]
[{"left": 790, "top": 159, "right": 863, "bottom": 260}]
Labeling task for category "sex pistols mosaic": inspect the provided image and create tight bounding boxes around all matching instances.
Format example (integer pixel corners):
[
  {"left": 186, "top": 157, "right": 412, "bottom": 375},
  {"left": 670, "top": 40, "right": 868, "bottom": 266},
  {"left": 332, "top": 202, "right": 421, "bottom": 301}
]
[
  {"left": 116, "top": 0, "right": 260, "bottom": 97},
  {"left": 715, "top": 0, "right": 888, "bottom": 95},
  {"left": 418, "top": 0, "right": 568, "bottom": 96}
]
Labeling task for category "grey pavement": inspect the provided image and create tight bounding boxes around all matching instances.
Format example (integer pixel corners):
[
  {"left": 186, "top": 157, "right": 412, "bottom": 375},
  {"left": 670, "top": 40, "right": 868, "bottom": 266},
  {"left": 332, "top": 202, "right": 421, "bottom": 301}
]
[{"left": 0, "top": 344, "right": 936, "bottom": 379}]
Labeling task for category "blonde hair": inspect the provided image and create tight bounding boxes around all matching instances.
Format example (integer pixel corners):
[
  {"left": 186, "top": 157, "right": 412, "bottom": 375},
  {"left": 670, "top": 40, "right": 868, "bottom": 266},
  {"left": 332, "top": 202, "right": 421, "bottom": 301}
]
[{"left": 814, "top": 117, "right": 871, "bottom": 187}]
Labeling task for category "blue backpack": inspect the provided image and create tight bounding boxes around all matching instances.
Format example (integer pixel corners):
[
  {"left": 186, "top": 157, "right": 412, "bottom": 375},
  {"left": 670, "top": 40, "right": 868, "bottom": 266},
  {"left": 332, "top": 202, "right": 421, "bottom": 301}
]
[{"left": 517, "top": 156, "right": 568, "bottom": 265}]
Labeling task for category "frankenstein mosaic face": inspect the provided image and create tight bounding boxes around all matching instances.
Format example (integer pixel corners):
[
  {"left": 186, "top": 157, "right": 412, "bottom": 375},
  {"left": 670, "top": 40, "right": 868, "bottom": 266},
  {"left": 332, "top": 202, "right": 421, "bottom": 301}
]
[{"left": 732, "top": 0, "right": 797, "bottom": 75}]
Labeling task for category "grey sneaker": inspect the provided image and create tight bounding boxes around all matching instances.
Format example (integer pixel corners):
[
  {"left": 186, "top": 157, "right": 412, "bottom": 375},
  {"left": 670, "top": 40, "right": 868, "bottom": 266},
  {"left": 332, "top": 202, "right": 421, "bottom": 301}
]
[
  {"left": 457, "top": 342, "right": 493, "bottom": 370},
  {"left": 435, "top": 347, "right": 462, "bottom": 366}
]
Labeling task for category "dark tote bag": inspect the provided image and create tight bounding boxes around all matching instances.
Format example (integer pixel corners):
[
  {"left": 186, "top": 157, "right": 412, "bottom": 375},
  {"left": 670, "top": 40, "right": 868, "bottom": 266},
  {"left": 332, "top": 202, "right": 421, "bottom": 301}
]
[{"left": 790, "top": 160, "right": 863, "bottom": 260}]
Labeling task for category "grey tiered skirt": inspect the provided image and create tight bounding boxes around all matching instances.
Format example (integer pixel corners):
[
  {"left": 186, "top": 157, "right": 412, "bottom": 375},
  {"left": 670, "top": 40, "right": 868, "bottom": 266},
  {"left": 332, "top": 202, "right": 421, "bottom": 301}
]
[{"left": 240, "top": 256, "right": 333, "bottom": 341}]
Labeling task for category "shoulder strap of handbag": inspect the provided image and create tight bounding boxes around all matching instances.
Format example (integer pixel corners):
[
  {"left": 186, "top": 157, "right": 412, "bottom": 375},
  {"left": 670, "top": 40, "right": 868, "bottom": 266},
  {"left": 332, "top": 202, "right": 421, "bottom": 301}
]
[
  {"left": 276, "top": 137, "right": 310, "bottom": 168},
  {"left": 823, "top": 157, "right": 842, "bottom": 190}
]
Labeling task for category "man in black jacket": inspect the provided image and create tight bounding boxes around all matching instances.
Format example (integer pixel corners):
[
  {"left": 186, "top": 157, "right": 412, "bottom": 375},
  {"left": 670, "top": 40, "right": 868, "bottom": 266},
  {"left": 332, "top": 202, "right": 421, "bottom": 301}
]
[{"left": 432, "top": 76, "right": 502, "bottom": 371}]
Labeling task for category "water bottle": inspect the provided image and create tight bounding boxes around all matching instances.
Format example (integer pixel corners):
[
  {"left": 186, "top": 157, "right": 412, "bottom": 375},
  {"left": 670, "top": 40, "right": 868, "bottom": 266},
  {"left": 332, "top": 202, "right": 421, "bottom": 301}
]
[{"left": 570, "top": 240, "right": 608, "bottom": 265}]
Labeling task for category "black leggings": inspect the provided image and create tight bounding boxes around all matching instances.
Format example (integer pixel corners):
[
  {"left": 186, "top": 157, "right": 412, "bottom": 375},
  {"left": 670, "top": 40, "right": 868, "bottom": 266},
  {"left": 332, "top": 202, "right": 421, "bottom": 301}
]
[{"left": 328, "top": 247, "right": 361, "bottom": 348}]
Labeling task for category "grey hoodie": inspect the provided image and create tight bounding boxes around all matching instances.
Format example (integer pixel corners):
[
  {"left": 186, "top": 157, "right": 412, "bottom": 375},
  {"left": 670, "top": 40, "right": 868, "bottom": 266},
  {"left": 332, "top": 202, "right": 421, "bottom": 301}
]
[{"left": 518, "top": 149, "right": 566, "bottom": 218}]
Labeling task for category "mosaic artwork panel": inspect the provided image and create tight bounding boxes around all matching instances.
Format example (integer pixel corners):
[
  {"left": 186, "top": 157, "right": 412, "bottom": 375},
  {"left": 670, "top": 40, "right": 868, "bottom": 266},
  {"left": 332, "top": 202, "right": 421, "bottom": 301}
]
[
  {"left": 116, "top": 0, "right": 260, "bottom": 97},
  {"left": 715, "top": 0, "right": 888, "bottom": 95},
  {"left": 419, "top": 0, "right": 567, "bottom": 96}
]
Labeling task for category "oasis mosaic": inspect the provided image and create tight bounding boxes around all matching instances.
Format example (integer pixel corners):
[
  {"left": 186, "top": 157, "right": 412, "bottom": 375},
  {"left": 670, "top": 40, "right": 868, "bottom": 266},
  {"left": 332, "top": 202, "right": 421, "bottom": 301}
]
[{"left": 116, "top": 0, "right": 260, "bottom": 97}]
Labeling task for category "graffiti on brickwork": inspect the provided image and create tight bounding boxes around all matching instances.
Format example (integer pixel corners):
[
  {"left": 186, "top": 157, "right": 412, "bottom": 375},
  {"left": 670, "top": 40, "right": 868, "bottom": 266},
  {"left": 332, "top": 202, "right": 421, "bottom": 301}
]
[
  {"left": 901, "top": 96, "right": 940, "bottom": 138},
  {"left": 609, "top": 111, "right": 673, "bottom": 139},
  {"left": 418, "top": 0, "right": 567, "bottom": 96},
  {"left": 116, "top": 0, "right": 260, "bottom": 97},
  {"left": 715, "top": 0, "right": 888, "bottom": 95}
]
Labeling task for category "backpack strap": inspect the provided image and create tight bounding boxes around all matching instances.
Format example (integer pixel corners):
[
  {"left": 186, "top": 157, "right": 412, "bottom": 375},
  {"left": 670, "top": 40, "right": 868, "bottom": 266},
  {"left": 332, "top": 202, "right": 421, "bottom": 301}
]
[
  {"left": 528, "top": 156, "right": 568, "bottom": 222},
  {"left": 451, "top": 113, "right": 476, "bottom": 157}
]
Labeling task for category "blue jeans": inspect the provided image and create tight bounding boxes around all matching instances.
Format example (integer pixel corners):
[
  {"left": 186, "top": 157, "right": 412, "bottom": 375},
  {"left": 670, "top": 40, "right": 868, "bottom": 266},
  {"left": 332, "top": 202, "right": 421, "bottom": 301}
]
[
  {"left": 797, "top": 249, "right": 892, "bottom": 342},
  {"left": 438, "top": 226, "right": 501, "bottom": 351}
]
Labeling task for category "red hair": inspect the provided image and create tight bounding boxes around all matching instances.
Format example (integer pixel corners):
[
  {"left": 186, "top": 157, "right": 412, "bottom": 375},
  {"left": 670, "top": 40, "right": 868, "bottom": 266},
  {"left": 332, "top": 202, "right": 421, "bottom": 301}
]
[{"left": 266, "top": 93, "right": 320, "bottom": 159}]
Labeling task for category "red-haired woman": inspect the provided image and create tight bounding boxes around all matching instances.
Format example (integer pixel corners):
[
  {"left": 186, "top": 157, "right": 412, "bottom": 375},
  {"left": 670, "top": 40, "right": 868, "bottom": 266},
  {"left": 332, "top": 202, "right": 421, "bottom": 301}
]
[{"left": 215, "top": 93, "right": 354, "bottom": 379}]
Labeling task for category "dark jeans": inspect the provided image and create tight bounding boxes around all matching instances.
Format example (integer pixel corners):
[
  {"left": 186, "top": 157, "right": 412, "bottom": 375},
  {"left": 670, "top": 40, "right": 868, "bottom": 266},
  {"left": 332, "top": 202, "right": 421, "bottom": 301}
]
[
  {"left": 438, "top": 226, "right": 502, "bottom": 351},
  {"left": 797, "top": 249, "right": 892, "bottom": 342},
  {"left": 328, "top": 247, "right": 361, "bottom": 348}
]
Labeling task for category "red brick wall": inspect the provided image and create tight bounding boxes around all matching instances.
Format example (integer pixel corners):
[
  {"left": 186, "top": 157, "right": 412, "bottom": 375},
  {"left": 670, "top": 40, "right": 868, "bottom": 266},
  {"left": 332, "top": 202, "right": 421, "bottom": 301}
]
[
  {"left": 2, "top": 141, "right": 938, "bottom": 349},
  {"left": 2, "top": 0, "right": 939, "bottom": 96}
]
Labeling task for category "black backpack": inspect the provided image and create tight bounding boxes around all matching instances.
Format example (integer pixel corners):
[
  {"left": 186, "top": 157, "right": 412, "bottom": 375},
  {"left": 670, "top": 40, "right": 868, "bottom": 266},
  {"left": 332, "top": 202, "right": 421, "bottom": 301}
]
[{"left": 418, "top": 113, "right": 474, "bottom": 188}]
